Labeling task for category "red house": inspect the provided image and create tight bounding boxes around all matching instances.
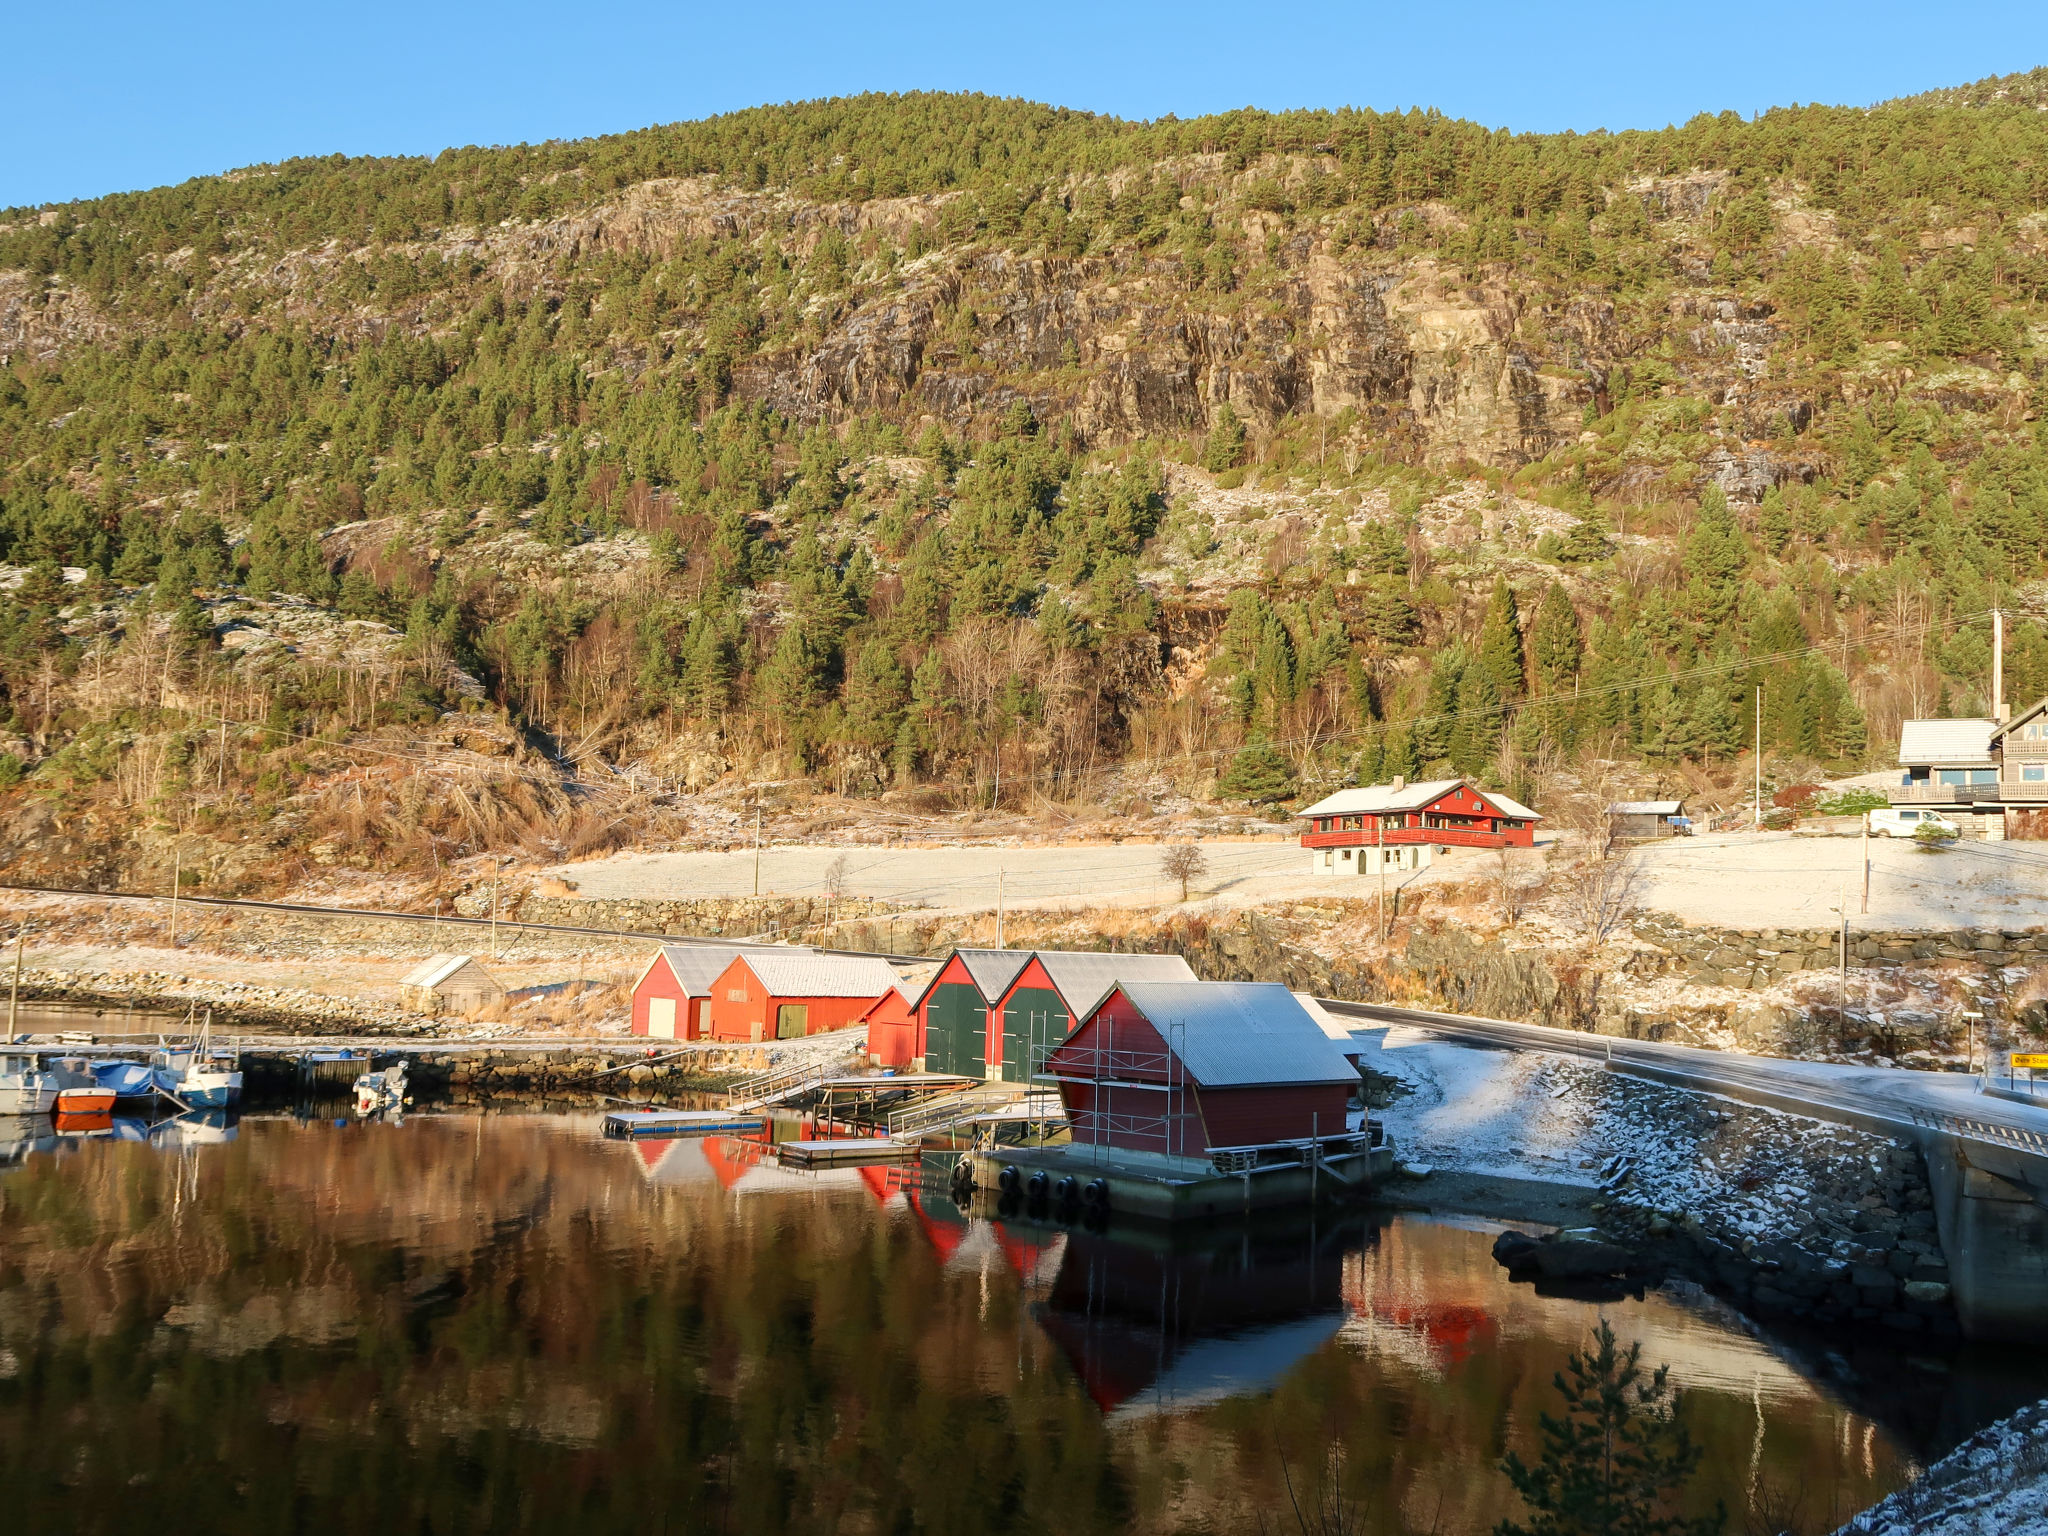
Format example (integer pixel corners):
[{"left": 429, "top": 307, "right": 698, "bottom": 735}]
[
  {"left": 1044, "top": 981, "right": 1359, "bottom": 1158},
  {"left": 704, "top": 952, "right": 905, "bottom": 1043},
  {"left": 1297, "top": 776, "right": 1540, "bottom": 877},
  {"left": 986, "top": 951, "right": 1196, "bottom": 1084},
  {"left": 630, "top": 945, "right": 815, "bottom": 1038}
]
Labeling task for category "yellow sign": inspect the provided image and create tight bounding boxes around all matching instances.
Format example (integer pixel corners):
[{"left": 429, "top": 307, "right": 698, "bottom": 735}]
[{"left": 2010, "top": 1054, "right": 2048, "bottom": 1071}]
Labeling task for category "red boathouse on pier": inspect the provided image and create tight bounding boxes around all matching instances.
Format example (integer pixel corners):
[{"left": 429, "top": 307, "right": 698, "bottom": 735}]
[{"left": 1042, "top": 981, "right": 1359, "bottom": 1158}]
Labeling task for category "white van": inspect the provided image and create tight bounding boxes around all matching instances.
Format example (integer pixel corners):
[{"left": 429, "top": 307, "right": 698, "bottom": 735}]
[{"left": 1867, "top": 807, "right": 1960, "bottom": 839}]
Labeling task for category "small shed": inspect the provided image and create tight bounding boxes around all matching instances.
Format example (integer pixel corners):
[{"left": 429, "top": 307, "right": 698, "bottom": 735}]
[
  {"left": 631, "top": 944, "right": 815, "bottom": 1039},
  {"left": 704, "top": 952, "right": 905, "bottom": 1043},
  {"left": 1606, "top": 800, "right": 1689, "bottom": 839},
  {"left": 859, "top": 983, "right": 917, "bottom": 1067},
  {"left": 988, "top": 950, "right": 1199, "bottom": 1084},
  {"left": 912, "top": 949, "right": 1035, "bottom": 1077},
  {"left": 1044, "top": 981, "right": 1360, "bottom": 1159},
  {"left": 398, "top": 954, "right": 505, "bottom": 1015}
]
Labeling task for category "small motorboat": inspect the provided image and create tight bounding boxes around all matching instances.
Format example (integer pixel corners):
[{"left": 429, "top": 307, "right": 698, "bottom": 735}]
[
  {"left": 47, "top": 1056, "right": 119, "bottom": 1115},
  {"left": 150, "top": 1015, "right": 243, "bottom": 1108},
  {"left": 0, "top": 1050, "right": 56, "bottom": 1115},
  {"left": 92, "top": 1059, "right": 158, "bottom": 1099},
  {"left": 354, "top": 1059, "right": 409, "bottom": 1117}
]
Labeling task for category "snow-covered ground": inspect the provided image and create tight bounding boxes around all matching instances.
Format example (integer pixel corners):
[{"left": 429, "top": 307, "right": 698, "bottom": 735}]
[
  {"left": 1363, "top": 1027, "right": 1938, "bottom": 1261},
  {"left": 1835, "top": 1397, "right": 2048, "bottom": 1535}
]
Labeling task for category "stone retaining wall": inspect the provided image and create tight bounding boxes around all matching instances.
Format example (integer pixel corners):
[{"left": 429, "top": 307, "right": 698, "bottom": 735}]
[{"left": 1633, "top": 912, "right": 2048, "bottom": 992}]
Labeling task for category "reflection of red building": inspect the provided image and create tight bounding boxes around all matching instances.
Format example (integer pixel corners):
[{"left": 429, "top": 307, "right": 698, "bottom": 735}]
[{"left": 1034, "top": 1225, "right": 1350, "bottom": 1419}]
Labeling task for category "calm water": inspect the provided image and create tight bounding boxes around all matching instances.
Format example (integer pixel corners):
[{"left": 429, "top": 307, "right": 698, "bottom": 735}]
[{"left": 0, "top": 1111, "right": 2037, "bottom": 1535}]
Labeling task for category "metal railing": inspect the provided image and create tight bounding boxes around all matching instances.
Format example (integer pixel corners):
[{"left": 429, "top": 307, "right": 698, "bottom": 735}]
[
  {"left": 1907, "top": 1107, "right": 2048, "bottom": 1156},
  {"left": 725, "top": 1060, "right": 826, "bottom": 1109},
  {"left": 888, "top": 1085, "right": 1052, "bottom": 1140}
]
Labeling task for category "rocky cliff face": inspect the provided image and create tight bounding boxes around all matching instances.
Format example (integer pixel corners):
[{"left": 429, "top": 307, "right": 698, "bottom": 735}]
[{"left": 5, "top": 173, "right": 1807, "bottom": 475}]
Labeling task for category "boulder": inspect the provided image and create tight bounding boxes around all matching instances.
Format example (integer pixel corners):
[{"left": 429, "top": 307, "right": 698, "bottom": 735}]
[{"left": 1532, "top": 1236, "right": 1633, "bottom": 1280}]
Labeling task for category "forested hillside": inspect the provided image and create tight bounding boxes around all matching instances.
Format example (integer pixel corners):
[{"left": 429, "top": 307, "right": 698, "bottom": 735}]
[{"left": 2, "top": 82, "right": 2047, "bottom": 888}]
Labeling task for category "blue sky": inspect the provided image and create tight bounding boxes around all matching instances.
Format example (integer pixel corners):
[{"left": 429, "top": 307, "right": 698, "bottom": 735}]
[{"left": 6, "top": 1, "right": 2047, "bottom": 208}]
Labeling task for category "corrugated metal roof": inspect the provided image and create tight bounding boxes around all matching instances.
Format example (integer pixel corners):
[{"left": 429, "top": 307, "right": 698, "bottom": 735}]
[
  {"left": 1113, "top": 981, "right": 1359, "bottom": 1088},
  {"left": 958, "top": 948, "right": 1034, "bottom": 1000},
  {"left": 734, "top": 952, "right": 902, "bottom": 999},
  {"left": 1608, "top": 801, "right": 1682, "bottom": 816},
  {"left": 1298, "top": 779, "right": 1463, "bottom": 816},
  {"left": 401, "top": 954, "right": 483, "bottom": 990},
  {"left": 1034, "top": 950, "right": 1197, "bottom": 1017},
  {"left": 1289, "top": 991, "right": 1356, "bottom": 1043},
  {"left": 1898, "top": 718, "right": 1997, "bottom": 766},
  {"left": 660, "top": 944, "right": 814, "bottom": 997}
]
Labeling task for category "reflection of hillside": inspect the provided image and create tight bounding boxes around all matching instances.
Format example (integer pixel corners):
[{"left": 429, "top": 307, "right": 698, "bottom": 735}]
[{"left": 0, "top": 1116, "right": 1928, "bottom": 1536}]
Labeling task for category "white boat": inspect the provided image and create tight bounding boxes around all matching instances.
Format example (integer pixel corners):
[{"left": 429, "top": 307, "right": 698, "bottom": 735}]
[
  {"left": 151, "top": 1043, "right": 243, "bottom": 1108},
  {"left": 0, "top": 1050, "right": 56, "bottom": 1115},
  {"left": 150, "top": 1012, "right": 243, "bottom": 1109},
  {"left": 354, "top": 1059, "right": 409, "bottom": 1117}
]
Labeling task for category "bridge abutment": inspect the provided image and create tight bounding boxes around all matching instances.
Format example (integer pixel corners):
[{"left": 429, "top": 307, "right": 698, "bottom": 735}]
[{"left": 1925, "top": 1138, "right": 2048, "bottom": 1341}]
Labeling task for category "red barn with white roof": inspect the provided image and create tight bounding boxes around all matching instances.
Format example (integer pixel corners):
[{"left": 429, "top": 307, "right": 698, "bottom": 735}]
[{"left": 630, "top": 944, "right": 815, "bottom": 1039}]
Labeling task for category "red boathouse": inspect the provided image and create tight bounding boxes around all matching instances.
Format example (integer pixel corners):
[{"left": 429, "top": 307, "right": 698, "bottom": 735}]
[
  {"left": 1297, "top": 776, "right": 1540, "bottom": 877},
  {"left": 911, "top": 949, "right": 1034, "bottom": 1077},
  {"left": 630, "top": 944, "right": 815, "bottom": 1039},
  {"left": 1043, "top": 981, "right": 1359, "bottom": 1158},
  {"left": 704, "top": 953, "right": 904, "bottom": 1043},
  {"left": 987, "top": 950, "right": 1197, "bottom": 1084}
]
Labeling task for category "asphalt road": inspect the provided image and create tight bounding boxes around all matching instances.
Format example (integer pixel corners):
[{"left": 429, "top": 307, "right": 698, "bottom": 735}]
[{"left": 1322, "top": 998, "right": 2048, "bottom": 1152}]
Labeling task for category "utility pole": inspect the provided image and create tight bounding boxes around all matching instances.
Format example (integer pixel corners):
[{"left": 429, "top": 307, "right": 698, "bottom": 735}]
[
  {"left": 490, "top": 858, "right": 501, "bottom": 960},
  {"left": 753, "top": 806, "right": 763, "bottom": 897},
  {"left": 1862, "top": 813, "right": 1871, "bottom": 914},
  {"left": 1994, "top": 608, "right": 2007, "bottom": 722},
  {"left": 1377, "top": 815, "right": 1387, "bottom": 938},
  {"left": 169, "top": 847, "right": 180, "bottom": 948},
  {"left": 1753, "top": 686, "right": 1762, "bottom": 830},
  {"left": 996, "top": 868, "right": 1006, "bottom": 949},
  {"left": 8, "top": 926, "right": 23, "bottom": 1040}
]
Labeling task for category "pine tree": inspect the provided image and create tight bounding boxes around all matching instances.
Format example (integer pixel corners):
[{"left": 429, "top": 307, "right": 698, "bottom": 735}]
[
  {"left": 1217, "top": 734, "right": 1297, "bottom": 803},
  {"left": 1682, "top": 485, "right": 1748, "bottom": 631},
  {"left": 1201, "top": 402, "right": 1247, "bottom": 473},
  {"left": 1531, "top": 583, "right": 1583, "bottom": 693},
  {"left": 1557, "top": 512, "right": 1613, "bottom": 565},
  {"left": 1413, "top": 648, "right": 1464, "bottom": 767},
  {"left": 1477, "top": 576, "right": 1527, "bottom": 700},
  {"left": 1497, "top": 1319, "right": 1722, "bottom": 1536}
]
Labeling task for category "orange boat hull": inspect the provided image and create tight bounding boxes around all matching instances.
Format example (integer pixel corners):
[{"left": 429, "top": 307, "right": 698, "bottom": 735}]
[{"left": 56, "top": 1088, "right": 117, "bottom": 1115}]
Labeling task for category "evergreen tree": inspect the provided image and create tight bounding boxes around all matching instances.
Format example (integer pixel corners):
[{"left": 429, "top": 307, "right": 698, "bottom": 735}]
[
  {"left": 1531, "top": 583, "right": 1583, "bottom": 693},
  {"left": 1477, "top": 576, "right": 1527, "bottom": 701},
  {"left": 1682, "top": 485, "right": 1748, "bottom": 631},
  {"left": 1217, "top": 734, "right": 1297, "bottom": 802},
  {"left": 1201, "top": 402, "right": 1247, "bottom": 473}
]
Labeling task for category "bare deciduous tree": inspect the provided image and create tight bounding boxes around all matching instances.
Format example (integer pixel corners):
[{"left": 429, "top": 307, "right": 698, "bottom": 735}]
[
  {"left": 1159, "top": 843, "right": 1208, "bottom": 902},
  {"left": 1494, "top": 844, "right": 1539, "bottom": 928},
  {"left": 822, "top": 853, "right": 852, "bottom": 902},
  {"left": 1551, "top": 841, "right": 1647, "bottom": 942}
]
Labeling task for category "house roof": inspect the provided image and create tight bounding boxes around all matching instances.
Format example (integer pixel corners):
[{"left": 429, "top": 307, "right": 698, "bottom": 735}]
[
  {"left": 1298, "top": 779, "right": 1543, "bottom": 822},
  {"left": 400, "top": 954, "right": 489, "bottom": 990},
  {"left": 656, "top": 944, "right": 814, "bottom": 997},
  {"left": 1608, "top": 801, "right": 1683, "bottom": 816},
  {"left": 1031, "top": 950, "right": 1199, "bottom": 1018},
  {"left": 958, "top": 948, "right": 1034, "bottom": 1001},
  {"left": 1994, "top": 696, "right": 2048, "bottom": 741},
  {"left": 1297, "top": 779, "right": 1463, "bottom": 816},
  {"left": 731, "top": 952, "right": 903, "bottom": 999},
  {"left": 1107, "top": 981, "right": 1361, "bottom": 1088},
  {"left": 1898, "top": 718, "right": 1997, "bottom": 767}
]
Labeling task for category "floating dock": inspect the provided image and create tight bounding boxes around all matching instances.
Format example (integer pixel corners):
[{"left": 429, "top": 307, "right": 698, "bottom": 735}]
[
  {"left": 778, "top": 1138, "right": 921, "bottom": 1168},
  {"left": 602, "top": 1107, "right": 766, "bottom": 1138},
  {"left": 975, "top": 1134, "right": 1395, "bottom": 1221}
]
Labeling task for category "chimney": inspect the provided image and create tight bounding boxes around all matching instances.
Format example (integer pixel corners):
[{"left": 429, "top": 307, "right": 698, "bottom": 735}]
[
  {"left": 1391, "top": 775, "right": 1406, "bottom": 792},
  {"left": 1995, "top": 609, "right": 2009, "bottom": 722}
]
